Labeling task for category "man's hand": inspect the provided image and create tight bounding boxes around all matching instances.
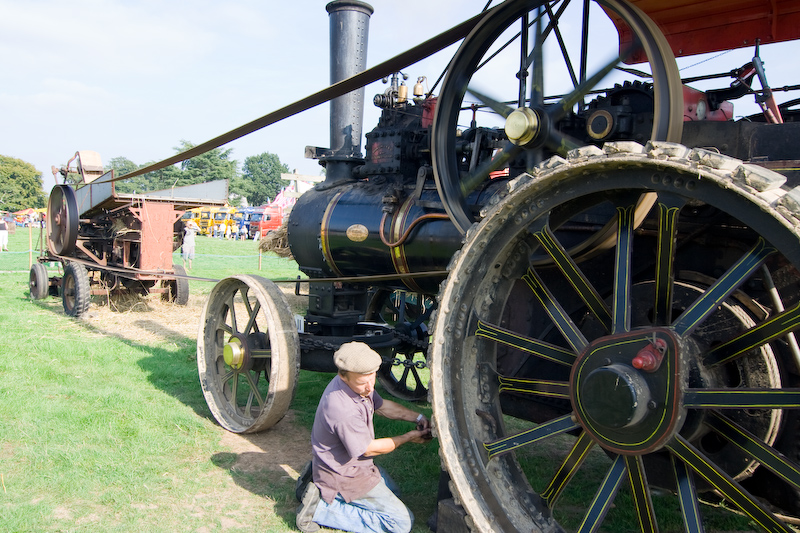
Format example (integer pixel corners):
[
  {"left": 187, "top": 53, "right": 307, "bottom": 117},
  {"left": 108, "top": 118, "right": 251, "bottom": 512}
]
[{"left": 406, "top": 428, "right": 432, "bottom": 444}]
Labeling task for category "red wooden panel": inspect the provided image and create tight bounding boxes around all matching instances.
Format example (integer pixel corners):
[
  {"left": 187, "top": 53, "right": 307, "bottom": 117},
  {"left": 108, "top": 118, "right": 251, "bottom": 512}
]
[{"left": 617, "top": 0, "right": 800, "bottom": 59}]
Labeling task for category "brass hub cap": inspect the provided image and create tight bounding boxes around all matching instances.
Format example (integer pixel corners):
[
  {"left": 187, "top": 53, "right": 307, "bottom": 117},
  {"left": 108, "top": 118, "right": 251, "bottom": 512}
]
[
  {"left": 223, "top": 335, "right": 247, "bottom": 370},
  {"left": 504, "top": 107, "right": 541, "bottom": 146}
]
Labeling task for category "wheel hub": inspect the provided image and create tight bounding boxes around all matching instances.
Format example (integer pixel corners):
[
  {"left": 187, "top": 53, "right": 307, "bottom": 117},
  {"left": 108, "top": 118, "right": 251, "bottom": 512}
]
[
  {"left": 223, "top": 335, "right": 248, "bottom": 370},
  {"left": 571, "top": 328, "right": 685, "bottom": 455},
  {"left": 504, "top": 107, "right": 542, "bottom": 146},
  {"left": 580, "top": 363, "right": 652, "bottom": 429}
]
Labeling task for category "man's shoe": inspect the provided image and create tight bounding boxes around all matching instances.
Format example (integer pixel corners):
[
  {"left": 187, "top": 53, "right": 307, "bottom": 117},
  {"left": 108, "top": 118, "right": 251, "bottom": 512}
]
[
  {"left": 295, "top": 461, "right": 313, "bottom": 502},
  {"left": 296, "top": 481, "right": 320, "bottom": 533}
]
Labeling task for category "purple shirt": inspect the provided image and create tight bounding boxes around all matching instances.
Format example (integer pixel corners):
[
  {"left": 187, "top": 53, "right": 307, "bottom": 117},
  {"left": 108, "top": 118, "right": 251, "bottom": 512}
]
[{"left": 311, "top": 374, "right": 384, "bottom": 503}]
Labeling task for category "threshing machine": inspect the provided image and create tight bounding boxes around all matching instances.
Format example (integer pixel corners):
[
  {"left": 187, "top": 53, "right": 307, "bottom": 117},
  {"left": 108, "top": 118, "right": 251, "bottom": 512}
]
[{"left": 30, "top": 150, "right": 228, "bottom": 316}]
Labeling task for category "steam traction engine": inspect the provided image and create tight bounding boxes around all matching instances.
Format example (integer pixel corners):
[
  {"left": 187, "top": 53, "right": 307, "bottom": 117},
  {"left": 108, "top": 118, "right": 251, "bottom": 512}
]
[
  {"left": 30, "top": 150, "right": 228, "bottom": 316},
  {"left": 196, "top": 1, "right": 800, "bottom": 531}
]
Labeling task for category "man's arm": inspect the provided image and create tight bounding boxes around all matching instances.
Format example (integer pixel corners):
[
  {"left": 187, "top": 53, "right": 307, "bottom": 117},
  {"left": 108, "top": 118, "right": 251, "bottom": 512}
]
[
  {"left": 376, "top": 398, "right": 430, "bottom": 429},
  {"left": 362, "top": 399, "right": 431, "bottom": 457},
  {"left": 362, "top": 431, "right": 428, "bottom": 456}
]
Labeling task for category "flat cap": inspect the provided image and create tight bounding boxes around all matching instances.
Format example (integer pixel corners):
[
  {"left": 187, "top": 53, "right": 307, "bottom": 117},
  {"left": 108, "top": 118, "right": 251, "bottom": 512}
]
[{"left": 334, "top": 341, "right": 382, "bottom": 374}]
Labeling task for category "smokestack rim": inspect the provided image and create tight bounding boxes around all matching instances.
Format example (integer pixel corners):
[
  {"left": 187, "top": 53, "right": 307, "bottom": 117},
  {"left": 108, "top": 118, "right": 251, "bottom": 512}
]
[{"left": 326, "top": 0, "right": 374, "bottom": 16}]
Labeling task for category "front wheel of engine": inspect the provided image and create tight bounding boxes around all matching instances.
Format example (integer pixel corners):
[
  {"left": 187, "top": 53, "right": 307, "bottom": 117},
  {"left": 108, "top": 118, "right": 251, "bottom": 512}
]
[
  {"left": 431, "top": 142, "right": 800, "bottom": 532},
  {"left": 198, "top": 275, "right": 300, "bottom": 433}
]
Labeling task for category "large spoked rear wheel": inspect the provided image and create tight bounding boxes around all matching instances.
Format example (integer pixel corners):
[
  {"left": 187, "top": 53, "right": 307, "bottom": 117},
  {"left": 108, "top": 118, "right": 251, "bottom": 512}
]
[
  {"left": 431, "top": 142, "right": 800, "bottom": 532},
  {"left": 198, "top": 275, "right": 300, "bottom": 433},
  {"left": 432, "top": 0, "right": 683, "bottom": 234}
]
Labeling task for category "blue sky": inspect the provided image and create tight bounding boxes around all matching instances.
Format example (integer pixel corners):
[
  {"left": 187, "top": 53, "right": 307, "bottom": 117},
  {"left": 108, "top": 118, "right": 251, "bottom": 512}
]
[{"left": 2, "top": 0, "right": 798, "bottom": 194}]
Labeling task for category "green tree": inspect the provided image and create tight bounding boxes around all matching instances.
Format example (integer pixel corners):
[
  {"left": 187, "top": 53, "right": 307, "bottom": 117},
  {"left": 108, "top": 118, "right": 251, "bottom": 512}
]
[
  {"left": 0, "top": 155, "right": 46, "bottom": 211},
  {"left": 241, "top": 152, "right": 289, "bottom": 206}
]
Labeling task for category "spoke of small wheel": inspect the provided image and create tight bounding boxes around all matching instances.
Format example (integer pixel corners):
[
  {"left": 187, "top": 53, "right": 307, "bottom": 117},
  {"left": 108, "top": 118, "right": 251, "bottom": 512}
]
[
  {"left": 667, "top": 435, "right": 793, "bottom": 533},
  {"left": 653, "top": 195, "right": 684, "bottom": 325},
  {"left": 576, "top": 454, "right": 626, "bottom": 533},
  {"left": 229, "top": 372, "right": 239, "bottom": 411},
  {"left": 242, "top": 291, "right": 260, "bottom": 335},
  {"left": 612, "top": 205, "right": 635, "bottom": 334},
  {"left": 672, "top": 237, "right": 777, "bottom": 336},
  {"left": 705, "top": 411, "right": 800, "bottom": 490},
  {"left": 671, "top": 454, "right": 705, "bottom": 533},
  {"left": 476, "top": 318, "right": 576, "bottom": 366},
  {"left": 683, "top": 388, "right": 800, "bottom": 409},
  {"left": 703, "top": 300, "right": 800, "bottom": 367},
  {"left": 484, "top": 414, "right": 577, "bottom": 460},
  {"left": 244, "top": 370, "right": 265, "bottom": 411},
  {"left": 228, "top": 292, "right": 238, "bottom": 334},
  {"left": 218, "top": 321, "right": 234, "bottom": 336},
  {"left": 523, "top": 267, "right": 589, "bottom": 352},
  {"left": 541, "top": 430, "right": 594, "bottom": 508},
  {"left": 398, "top": 365, "right": 411, "bottom": 388},
  {"left": 625, "top": 455, "right": 658, "bottom": 533}
]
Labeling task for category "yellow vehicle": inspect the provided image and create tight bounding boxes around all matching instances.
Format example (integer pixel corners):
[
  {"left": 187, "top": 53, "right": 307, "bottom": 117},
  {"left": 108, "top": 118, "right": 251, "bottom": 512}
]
[
  {"left": 179, "top": 207, "right": 201, "bottom": 229},
  {"left": 211, "top": 206, "right": 238, "bottom": 237},
  {"left": 198, "top": 207, "right": 219, "bottom": 235}
]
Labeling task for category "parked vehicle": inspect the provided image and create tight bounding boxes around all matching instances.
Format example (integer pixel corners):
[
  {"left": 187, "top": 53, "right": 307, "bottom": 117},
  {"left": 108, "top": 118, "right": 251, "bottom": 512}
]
[
  {"left": 247, "top": 205, "right": 283, "bottom": 239},
  {"left": 211, "top": 206, "right": 237, "bottom": 237},
  {"left": 198, "top": 207, "right": 217, "bottom": 235},
  {"left": 179, "top": 207, "right": 201, "bottom": 229}
]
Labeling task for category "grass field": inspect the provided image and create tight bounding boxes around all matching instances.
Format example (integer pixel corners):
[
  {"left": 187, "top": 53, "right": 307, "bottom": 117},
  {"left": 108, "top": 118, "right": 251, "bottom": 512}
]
[
  {"left": 0, "top": 228, "right": 761, "bottom": 532},
  {"left": 0, "top": 228, "right": 441, "bottom": 532}
]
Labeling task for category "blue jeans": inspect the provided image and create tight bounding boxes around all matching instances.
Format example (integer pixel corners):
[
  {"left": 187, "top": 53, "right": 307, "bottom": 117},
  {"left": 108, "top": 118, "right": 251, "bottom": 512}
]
[{"left": 312, "top": 469, "right": 413, "bottom": 533}]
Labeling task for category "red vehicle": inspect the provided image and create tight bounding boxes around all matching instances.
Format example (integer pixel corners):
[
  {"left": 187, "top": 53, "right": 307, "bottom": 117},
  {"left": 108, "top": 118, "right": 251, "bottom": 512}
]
[{"left": 248, "top": 205, "right": 283, "bottom": 239}]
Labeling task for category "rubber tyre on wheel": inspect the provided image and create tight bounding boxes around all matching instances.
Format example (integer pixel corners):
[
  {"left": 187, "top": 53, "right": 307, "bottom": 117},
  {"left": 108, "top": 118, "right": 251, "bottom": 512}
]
[
  {"left": 29, "top": 263, "right": 49, "bottom": 300},
  {"left": 162, "top": 264, "right": 190, "bottom": 305},
  {"left": 62, "top": 262, "right": 91, "bottom": 317}
]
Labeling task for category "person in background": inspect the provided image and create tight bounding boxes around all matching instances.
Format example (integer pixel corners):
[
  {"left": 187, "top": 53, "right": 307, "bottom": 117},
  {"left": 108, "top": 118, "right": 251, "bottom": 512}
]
[
  {"left": 0, "top": 216, "right": 9, "bottom": 251},
  {"left": 182, "top": 220, "right": 199, "bottom": 270},
  {"left": 295, "top": 341, "right": 431, "bottom": 533}
]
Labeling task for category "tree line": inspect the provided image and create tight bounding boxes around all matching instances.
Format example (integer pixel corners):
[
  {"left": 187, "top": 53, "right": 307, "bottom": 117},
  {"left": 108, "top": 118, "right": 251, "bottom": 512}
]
[{"left": 0, "top": 141, "right": 295, "bottom": 212}]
